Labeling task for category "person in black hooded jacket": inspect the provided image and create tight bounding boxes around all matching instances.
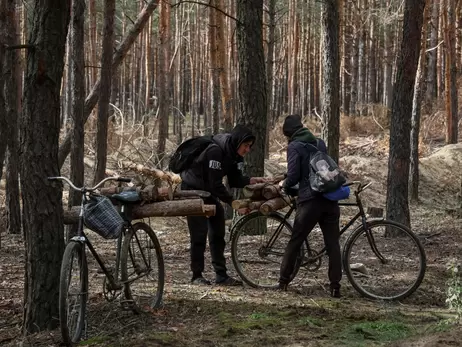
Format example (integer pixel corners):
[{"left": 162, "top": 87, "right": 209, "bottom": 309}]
[
  {"left": 278, "top": 115, "right": 342, "bottom": 298},
  {"left": 181, "top": 124, "right": 269, "bottom": 286}
]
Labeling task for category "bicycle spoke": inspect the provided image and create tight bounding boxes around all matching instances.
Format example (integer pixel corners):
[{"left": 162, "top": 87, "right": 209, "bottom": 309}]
[
  {"left": 121, "top": 222, "right": 164, "bottom": 312},
  {"left": 344, "top": 221, "right": 426, "bottom": 301},
  {"left": 231, "top": 212, "right": 301, "bottom": 288}
]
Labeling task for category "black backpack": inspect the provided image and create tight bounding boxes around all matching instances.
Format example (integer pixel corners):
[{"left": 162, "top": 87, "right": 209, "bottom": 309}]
[{"left": 168, "top": 136, "right": 214, "bottom": 173}]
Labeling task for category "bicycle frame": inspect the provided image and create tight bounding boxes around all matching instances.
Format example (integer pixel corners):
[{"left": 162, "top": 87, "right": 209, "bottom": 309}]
[
  {"left": 49, "top": 175, "right": 131, "bottom": 291},
  {"left": 262, "top": 182, "right": 387, "bottom": 265}
]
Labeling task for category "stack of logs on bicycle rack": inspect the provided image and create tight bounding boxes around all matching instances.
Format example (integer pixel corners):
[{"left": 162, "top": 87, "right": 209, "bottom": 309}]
[
  {"left": 62, "top": 162, "right": 288, "bottom": 224},
  {"left": 62, "top": 167, "right": 217, "bottom": 224},
  {"left": 231, "top": 182, "right": 289, "bottom": 215}
]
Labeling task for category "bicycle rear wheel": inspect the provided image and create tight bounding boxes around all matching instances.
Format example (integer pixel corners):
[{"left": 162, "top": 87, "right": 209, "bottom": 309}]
[
  {"left": 121, "top": 222, "right": 164, "bottom": 312},
  {"left": 59, "top": 241, "right": 88, "bottom": 344},
  {"left": 231, "top": 211, "right": 302, "bottom": 288},
  {"left": 343, "top": 220, "right": 426, "bottom": 301}
]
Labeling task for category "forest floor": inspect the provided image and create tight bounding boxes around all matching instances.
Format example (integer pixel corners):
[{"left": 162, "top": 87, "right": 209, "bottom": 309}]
[{"left": 1, "top": 125, "right": 462, "bottom": 346}]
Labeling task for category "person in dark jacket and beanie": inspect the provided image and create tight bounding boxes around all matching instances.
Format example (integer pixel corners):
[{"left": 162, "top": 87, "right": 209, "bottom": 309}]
[
  {"left": 278, "top": 115, "right": 342, "bottom": 298},
  {"left": 181, "top": 124, "right": 269, "bottom": 286}
]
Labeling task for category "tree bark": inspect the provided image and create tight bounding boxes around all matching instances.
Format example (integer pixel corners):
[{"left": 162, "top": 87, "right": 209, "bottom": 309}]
[
  {"left": 425, "top": 0, "right": 439, "bottom": 101},
  {"left": 156, "top": 0, "right": 171, "bottom": 165},
  {"left": 0, "top": 0, "right": 9, "bottom": 181},
  {"left": 321, "top": 0, "right": 341, "bottom": 163},
  {"left": 386, "top": 0, "right": 426, "bottom": 229},
  {"left": 442, "top": 0, "right": 458, "bottom": 144},
  {"left": 236, "top": 0, "right": 267, "bottom": 179},
  {"left": 20, "top": 0, "right": 70, "bottom": 333},
  {"left": 410, "top": 3, "right": 429, "bottom": 202},
  {"left": 58, "top": 0, "right": 159, "bottom": 167},
  {"left": 68, "top": 0, "right": 86, "bottom": 238},
  {"left": 93, "top": 0, "right": 115, "bottom": 184},
  {"left": 3, "top": 0, "right": 22, "bottom": 235}
]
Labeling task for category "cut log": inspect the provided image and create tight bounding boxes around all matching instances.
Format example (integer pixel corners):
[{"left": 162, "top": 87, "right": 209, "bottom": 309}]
[
  {"left": 242, "top": 183, "right": 266, "bottom": 199},
  {"left": 232, "top": 199, "right": 251, "bottom": 209},
  {"left": 99, "top": 185, "right": 173, "bottom": 201},
  {"left": 99, "top": 186, "right": 211, "bottom": 201},
  {"left": 259, "top": 197, "right": 289, "bottom": 215},
  {"left": 63, "top": 199, "right": 216, "bottom": 224},
  {"left": 262, "top": 185, "right": 281, "bottom": 200},
  {"left": 248, "top": 201, "right": 264, "bottom": 210},
  {"left": 173, "top": 189, "right": 211, "bottom": 199},
  {"left": 232, "top": 199, "right": 264, "bottom": 211}
]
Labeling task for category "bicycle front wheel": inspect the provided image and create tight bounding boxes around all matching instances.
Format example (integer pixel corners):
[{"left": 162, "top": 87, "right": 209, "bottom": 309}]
[
  {"left": 59, "top": 241, "right": 88, "bottom": 344},
  {"left": 343, "top": 220, "right": 426, "bottom": 301},
  {"left": 231, "top": 211, "right": 301, "bottom": 288},
  {"left": 121, "top": 222, "right": 164, "bottom": 312}
]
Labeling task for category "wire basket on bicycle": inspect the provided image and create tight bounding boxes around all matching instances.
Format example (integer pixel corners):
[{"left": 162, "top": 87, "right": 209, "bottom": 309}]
[{"left": 83, "top": 195, "right": 124, "bottom": 239}]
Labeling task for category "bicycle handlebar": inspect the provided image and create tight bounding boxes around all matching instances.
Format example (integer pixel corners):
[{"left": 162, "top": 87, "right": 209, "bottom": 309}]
[
  {"left": 346, "top": 181, "right": 372, "bottom": 193},
  {"left": 48, "top": 176, "right": 131, "bottom": 192}
]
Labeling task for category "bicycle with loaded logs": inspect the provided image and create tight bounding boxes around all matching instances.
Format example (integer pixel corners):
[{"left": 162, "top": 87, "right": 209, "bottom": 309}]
[{"left": 230, "top": 181, "right": 426, "bottom": 301}]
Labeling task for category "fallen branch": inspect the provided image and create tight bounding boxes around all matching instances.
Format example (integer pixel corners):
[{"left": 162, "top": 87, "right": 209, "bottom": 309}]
[{"left": 118, "top": 160, "right": 181, "bottom": 184}]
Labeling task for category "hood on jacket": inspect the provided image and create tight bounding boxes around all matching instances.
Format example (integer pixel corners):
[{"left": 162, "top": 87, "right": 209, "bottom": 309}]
[
  {"left": 230, "top": 124, "right": 255, "bottom": 151},
  {"left": 212, "top": 124, "right": 255, "bottom": 158},
  {"left": 283, "top": 114, "right": 303, "bottom": 137}
]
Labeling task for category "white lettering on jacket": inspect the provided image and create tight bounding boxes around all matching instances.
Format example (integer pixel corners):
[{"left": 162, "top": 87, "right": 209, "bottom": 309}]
[{"left": 209, "top": 160, "right": 222, "bottom": 170}]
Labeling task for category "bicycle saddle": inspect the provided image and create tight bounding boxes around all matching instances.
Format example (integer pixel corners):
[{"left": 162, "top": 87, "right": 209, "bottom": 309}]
[{"left": 111, "top": 191, "right": 142, "bottom": 203}]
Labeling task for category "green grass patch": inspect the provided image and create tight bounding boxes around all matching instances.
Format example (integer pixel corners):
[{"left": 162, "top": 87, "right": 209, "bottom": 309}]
[
  {"left": 337, "top": 320, "right": 413, "bottom": 345},
  {"left": 79, "top": 335, "right": 110, "bottom": 345},
  {"left": 297, "top": 316, "right": 325, "bottom": 327}
]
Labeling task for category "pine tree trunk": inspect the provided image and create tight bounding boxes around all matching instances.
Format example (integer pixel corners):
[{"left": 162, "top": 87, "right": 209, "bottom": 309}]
[
  {"left": 157, "top": 0, "right": 171, "bottom": 163},
  {"left": 209, "top": 0, "right": 220, "bottom": 134},
  {"left": 443, "top": 0, "right": 458, "bottom": 144},
  {"left": 425, "top": 0, "right": 439, "bottom": 101},
  {"left": 20, "top": 0, "right": 70, "bottom": 333},
  {"left": 386, "top": 0, "right": 426, "bottom": 229},
  {"left": 410, "top": 3, "right": 429, "bottom": 202},
  {"left": 321, "top": 0, "right": 341, "bottom": 163},
  {"left": 3, "top": 0, "right": 21, "bottom": 235},
  {"left": 93, "top": 0, "right": 115, "bottom": 184},
  {"left": 58, "top": 0, "right": 159, "bottom": 167},
  {"left": 236, "top": 0, "right": 267, "bottom": 178},
  {"left": 68, "top": 0, "right": 86, "bottom": 238},
  {"left": 0, "top": 1, "right": 8, "bottom": 180}
]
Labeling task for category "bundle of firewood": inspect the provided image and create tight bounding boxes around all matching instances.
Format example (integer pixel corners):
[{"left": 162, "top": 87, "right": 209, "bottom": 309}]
[
  {"left": 231, "top": 183, "right": 290, "bottom": 215},
  {"left": 62, "top": 184, "right": 216, "bottom": 225}
]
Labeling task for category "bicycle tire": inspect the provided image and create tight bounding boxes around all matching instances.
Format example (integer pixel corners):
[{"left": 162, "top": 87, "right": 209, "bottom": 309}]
[
  {"left": 121, "top": 222, "right": 165, "bottom": 313},
  {"left": 59, "top": 241, "right": 88, "bottom": 344},
  {"left": 343, "top": 219, "right": 426, "bottom": 301},
  {"left": 231, "top": 211, "right": 302, "bottom": 288}
]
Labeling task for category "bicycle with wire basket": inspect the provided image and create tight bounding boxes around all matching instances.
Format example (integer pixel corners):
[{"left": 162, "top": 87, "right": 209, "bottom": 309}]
[
  {"left": 230, "top": 181, "right": 426, "bottom": 301},
  {"left": 48, "top": 176, "right": 165, "bottom": 345}
]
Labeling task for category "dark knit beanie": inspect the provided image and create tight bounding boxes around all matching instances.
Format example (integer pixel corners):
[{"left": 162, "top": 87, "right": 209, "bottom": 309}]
[{"left": 282, "top": 115, "right": 303, "bottom": 138}]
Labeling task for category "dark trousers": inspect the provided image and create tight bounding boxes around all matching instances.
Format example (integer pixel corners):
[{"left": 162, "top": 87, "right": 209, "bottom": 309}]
[
  {"left": 280, "top": 197, "right": 342, "bottom": 290},
  {"left": 186, "top": 197, "right": 227, "bottom": 279}
]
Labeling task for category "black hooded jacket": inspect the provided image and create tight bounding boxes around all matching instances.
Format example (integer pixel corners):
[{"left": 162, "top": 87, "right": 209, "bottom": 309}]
[{"left": 180, "top": 125, "right": 254, "bottom": 204}]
